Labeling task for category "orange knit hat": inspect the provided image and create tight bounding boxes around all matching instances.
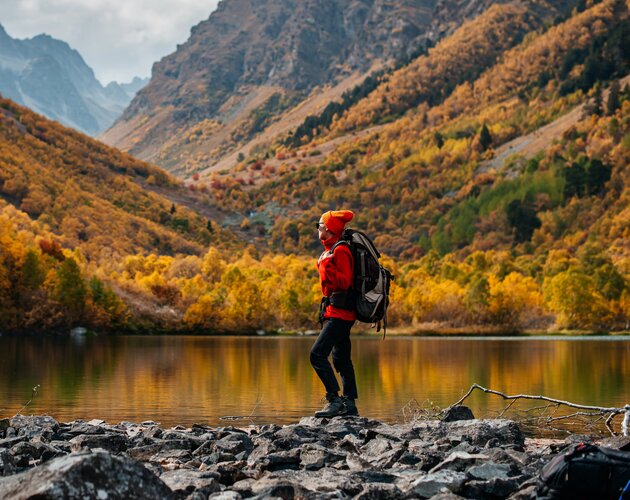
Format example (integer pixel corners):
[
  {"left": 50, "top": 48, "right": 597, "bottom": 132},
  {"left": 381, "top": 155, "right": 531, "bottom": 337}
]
[{"left": 321, "top": 210, "right": 354, "bottom": 235}]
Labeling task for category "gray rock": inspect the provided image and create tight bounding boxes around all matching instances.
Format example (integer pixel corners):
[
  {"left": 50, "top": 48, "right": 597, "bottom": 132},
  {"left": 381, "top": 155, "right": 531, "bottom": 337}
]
[
  {"left": 214, "top": 434, "right": 253, "bottom": 455},
  {"left": 464, "top": 477, "right": 520, "bottom": 497},
  {"left": 346, "top": 452, "right": 373, "bottom": 471},
  {"left": 467, "top": 461, "right": 512, "bottom": 480},
  {"left": 263, "top": 468, "right": 363, "bottom": 496},
  {"left": 362, "top": 437, "right": 392, "bottom": 457},
  {"left": 411, "top": 470, "right": 467, "bottom": 498},
  {"left": 507, "top": 483, "right": 538, "bottom": 499},
  {"left": 0, "top": 451, "right": 174, "bottom": 499},
  {"left": 256, "top": 448, "right": 301, "bottom": 472},
  {"left": 352, "top": 470, "right": 399, "bottom": 484},
  {"left": 442, "top": 406, "right": 475, "bottom": 422},
  {"left": 298, "top": 417, "right": 327, "bottom": 427},
  {"left": 396, "top": 451, "right": 423, "bottom": 466},
  {"left": 597, "top": 435, "right": 630, "bottom": 450},
  {"left": 0, "top": 419, "right": 10, "bottom": 436},
  {"left": 9, "top": 415, "right": 59, "bottom": 439},
  {"left": 209, "top": 492, "right": 242, "bottom": 499},
  {"left": 324, "top": 422, "right": 362, "bottom": 439},
  {"left": 69, "top": 432, "right": 128, "bottom": 453},
  {"left": 202, "top": 461, "right": 249, "bottom": 486},
  {"left": 67, "top": 421, "right": 106, "bottom": 435},
  {"left": 201, "top": 452, "right": 238, "bottom": 465},
  {"left": 150, "top": 448, "right": 192, "bottom": 465},
  {"left": 144, "top": 426, "right": 164, "bottom": 439},
  {"left": 367, "top": 447, "right": 405, "bottom": 469},
  {"left": 246, "top": 440, "right": 274, "bottom": 466},
  {"left": 127, "top": 440, "right": 193, "bottom": 461},
  {"left": 372, "top": 423, "right": 419, "bottom": 441},
  {"left": 11, "top": 441, "right": 42, "bottom": 460},
  {"left": 0, "top": 449, "right": 16, "bottom": 476},
  {"left": 231, "top": 477, "right": 257, "bottom": 495},
  {"left": 430, "top": 451, "right": 489, "bottom": 473},
  {"left": 250, "top": 480, "right": 307, "bottom": 499},
  {"left": 444, "top": 419, "right": 525, "bottom": 448},
  {"left": 160, "top": 469, "right": 223, "bottom": 496},
  {"left": 337, "top": 433, "right": 363, "bottom": 453},
  {"left": 355, "top": 482, "right": 403, "bottom": 499},
  {"left": 408, "top": 438, "right": 432, "bottom": 453},
  {"left": 429, "top": 494, "right": 466, "bottom": 500},
  {"left": 300, "top": 444, "right": 345, "bottom": 470}
]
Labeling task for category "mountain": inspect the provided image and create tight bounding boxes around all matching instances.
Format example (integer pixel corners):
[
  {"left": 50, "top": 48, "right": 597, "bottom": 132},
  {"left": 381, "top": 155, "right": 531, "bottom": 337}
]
[
  {"left": 179, "top": 0, "right": 628, "bottom": 331},
  {"left": 104, "top": 0, "right": 581, "bottom": 173},
  {"left": 0, "top": 25, "right": 146, "bottom": 135}
]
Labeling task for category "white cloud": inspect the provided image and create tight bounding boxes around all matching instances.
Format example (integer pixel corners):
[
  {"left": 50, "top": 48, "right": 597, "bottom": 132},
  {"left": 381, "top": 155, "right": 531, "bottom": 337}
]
[{"left": 0, "top": 0, "right": 219, "bottom": 84}]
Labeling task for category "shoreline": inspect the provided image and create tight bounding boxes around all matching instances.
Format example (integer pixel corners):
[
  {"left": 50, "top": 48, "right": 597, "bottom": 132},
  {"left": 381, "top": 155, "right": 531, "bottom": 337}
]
[
  {"left": 1, "top": 326, "right": 629, "bottom": 338},
  {"left": 0, "top": 412, "right": 590, "bottom": 499}
]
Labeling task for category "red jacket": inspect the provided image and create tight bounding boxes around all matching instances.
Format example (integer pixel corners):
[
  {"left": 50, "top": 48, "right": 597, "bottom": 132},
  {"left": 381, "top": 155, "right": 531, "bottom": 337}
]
[{"left": 317, "top": 238, "right": 356, "bottom": 321}]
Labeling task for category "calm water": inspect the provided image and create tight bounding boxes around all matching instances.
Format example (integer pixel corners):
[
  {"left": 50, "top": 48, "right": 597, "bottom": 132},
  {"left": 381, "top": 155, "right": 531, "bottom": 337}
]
[{"left": 1, "top": 335, "right": 629, "bottom": 435}]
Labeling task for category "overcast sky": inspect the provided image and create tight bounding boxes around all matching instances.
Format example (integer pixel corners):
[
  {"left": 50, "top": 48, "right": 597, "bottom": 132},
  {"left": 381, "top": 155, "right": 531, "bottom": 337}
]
[{"left": 0, "top": 0, "right": 220, "bottom": 85}]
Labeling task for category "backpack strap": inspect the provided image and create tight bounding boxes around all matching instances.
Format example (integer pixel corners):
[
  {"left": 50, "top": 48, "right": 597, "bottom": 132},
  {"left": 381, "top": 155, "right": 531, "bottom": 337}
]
[{"left": 331, "top": 240, "right": 350, "bottom": 253}]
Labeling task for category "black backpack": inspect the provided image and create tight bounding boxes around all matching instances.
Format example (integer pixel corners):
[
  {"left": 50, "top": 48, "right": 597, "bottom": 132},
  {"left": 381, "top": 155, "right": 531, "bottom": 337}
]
[
  {"left": 333, "top": 228, "right": 393, "bottom": 337},
  {"left": 538, "top": 443, "right": 630, "bottom": 499}
]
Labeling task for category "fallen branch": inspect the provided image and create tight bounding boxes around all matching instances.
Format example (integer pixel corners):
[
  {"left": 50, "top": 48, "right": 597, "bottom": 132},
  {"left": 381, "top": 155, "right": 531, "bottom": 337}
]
[
  {"left": 14, "top": 384, "right": 40, "bottom": 417},
  {"left": 444, "top": 383, "right": 630, "bottom": 436}
]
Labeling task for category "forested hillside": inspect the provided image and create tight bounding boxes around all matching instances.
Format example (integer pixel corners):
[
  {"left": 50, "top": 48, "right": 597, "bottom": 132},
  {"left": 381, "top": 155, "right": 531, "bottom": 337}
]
[
  {"left": 194, "top": 0, "right": 630, "bottom": 331},
  {"left": 0, "top": 99, "right": 238, "bottom": 332},
  {"left": 1, "top": 0, "right": 628, "bottom": 334}
]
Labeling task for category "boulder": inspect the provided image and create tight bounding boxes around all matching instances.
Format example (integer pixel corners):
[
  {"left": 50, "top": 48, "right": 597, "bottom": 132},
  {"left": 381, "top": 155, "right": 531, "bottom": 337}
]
[
  {"left": 300, "top": 444, "right": 345, "bottom": 470},
  {"left": 355, "top": 482, "right": 403, "bottom": 499},
  {"left": 0, "top": 451, "right": 174, "bottom": 499},
  {"left": 9, "top": 415, "right": 59, "bottom": 439},
  {"left": 362, "top": 437, "right": 393, "bottom": 457},
  {"left": 442, "top": 406, "right": 475, "bottom": 422},
  {"left": 69, "top": 433, "right": 128, "bottom": 453},
  {"left": 430, "top": 451, "right": 489, "bottom": 473},
  {"left": 159, "top": 469, "right": 223, "bottom": 496},
  {"left": 66, "top": 421, "right": 106, "bottom": 436},
  {"left": 202, "top": 461, "right": 249, "bottom": 486},
  {"left": 127, "top": 440, "right": 193, "bottom": 461},
  {"left": 411, "top": 470, "right": 467, "bottom": 498},
  {"left": 464, "top": 477, "right": 521, "bottom": 498},
  {"left": 444, "top": 419, "right": 525, "bottom": 448},
  {"left": 254, "top": 448, "right": 301, "bottom": 472},
  {"left": 214, "top": 434, "right": 253, "bottom": 456},
  {"left": 0, "top": 449, "right": 16, "bottom": 476},
  {"left": 467, "top": 461, "right": 512, "bottom": 481},
  {"left": 209, "top": 492, "right": 242, "bottom": 499}
]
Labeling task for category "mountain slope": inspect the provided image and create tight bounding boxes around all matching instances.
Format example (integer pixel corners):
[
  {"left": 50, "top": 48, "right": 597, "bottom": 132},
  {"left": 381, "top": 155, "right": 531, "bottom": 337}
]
[
  {"left": 0, "top": 25, "right": 146, "bottom": 135},
  {"left": 202, "top": 0, "right": 629, "bottom": 259},
  {"left": 104, "top": 0, "right": 579, "bottom": 174},
  {"left": 0, "top": 97, "right": 236, "bottom": 262}
]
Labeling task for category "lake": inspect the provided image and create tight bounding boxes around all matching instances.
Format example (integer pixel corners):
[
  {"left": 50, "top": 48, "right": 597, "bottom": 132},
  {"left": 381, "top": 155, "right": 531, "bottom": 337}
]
[{"left": 1, "top": 335, "right": 629, "bottom": 436}]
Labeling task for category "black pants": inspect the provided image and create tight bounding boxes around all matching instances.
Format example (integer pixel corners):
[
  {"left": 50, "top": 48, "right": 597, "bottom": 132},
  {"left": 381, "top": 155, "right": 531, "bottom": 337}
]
[{"left": 310, "top": 318, "right": 358, "bottom": 399}]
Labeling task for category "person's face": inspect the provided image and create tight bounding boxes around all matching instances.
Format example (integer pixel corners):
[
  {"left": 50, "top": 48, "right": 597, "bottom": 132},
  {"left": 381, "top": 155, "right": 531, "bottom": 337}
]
[{"left": 317, "top": 219, "right": 334, "bottom": 240}]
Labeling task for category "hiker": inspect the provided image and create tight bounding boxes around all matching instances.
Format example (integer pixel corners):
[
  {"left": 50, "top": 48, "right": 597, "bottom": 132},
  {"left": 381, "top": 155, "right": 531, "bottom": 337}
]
[{"left": 311, "top": 209, "right": 359, "bottom": 418}]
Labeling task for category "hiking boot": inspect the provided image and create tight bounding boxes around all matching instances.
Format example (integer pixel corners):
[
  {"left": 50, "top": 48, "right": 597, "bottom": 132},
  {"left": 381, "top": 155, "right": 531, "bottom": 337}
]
[
  {"left": 342, "top": 396, "right": 359, "bottom": 417},
  {"left": 315, "top": 394, "right": 345, "bottom": 418}
]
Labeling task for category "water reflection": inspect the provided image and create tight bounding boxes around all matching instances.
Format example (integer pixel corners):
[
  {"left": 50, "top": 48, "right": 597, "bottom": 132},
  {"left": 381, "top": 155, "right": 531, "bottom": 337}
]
[{"left": 1, "top": 335, "right": 629, "bottom": 435}]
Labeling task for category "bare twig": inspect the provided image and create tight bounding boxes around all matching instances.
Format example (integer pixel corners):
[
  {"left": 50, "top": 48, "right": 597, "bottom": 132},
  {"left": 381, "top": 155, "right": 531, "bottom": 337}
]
[
  {"left": 444, "top": 383, "right": 629, "bottom": 436},
  {"left": 14, "top": 384, "right": 40, "bottom": 416}
]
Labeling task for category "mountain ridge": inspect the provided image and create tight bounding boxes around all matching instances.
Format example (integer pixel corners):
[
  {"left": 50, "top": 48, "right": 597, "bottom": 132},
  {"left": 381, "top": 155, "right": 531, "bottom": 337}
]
[
  {"left": 105, "top": 0, "right": 572, "bottom": 173},
  {"left": 0, "top": 24, "right": 147, "bottom": 135}
]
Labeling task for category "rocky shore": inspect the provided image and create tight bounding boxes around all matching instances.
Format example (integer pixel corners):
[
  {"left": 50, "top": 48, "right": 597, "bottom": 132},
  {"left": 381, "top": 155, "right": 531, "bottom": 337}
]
[{"left": 0, "top": 410, "right": 592, "bottom": 499}]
